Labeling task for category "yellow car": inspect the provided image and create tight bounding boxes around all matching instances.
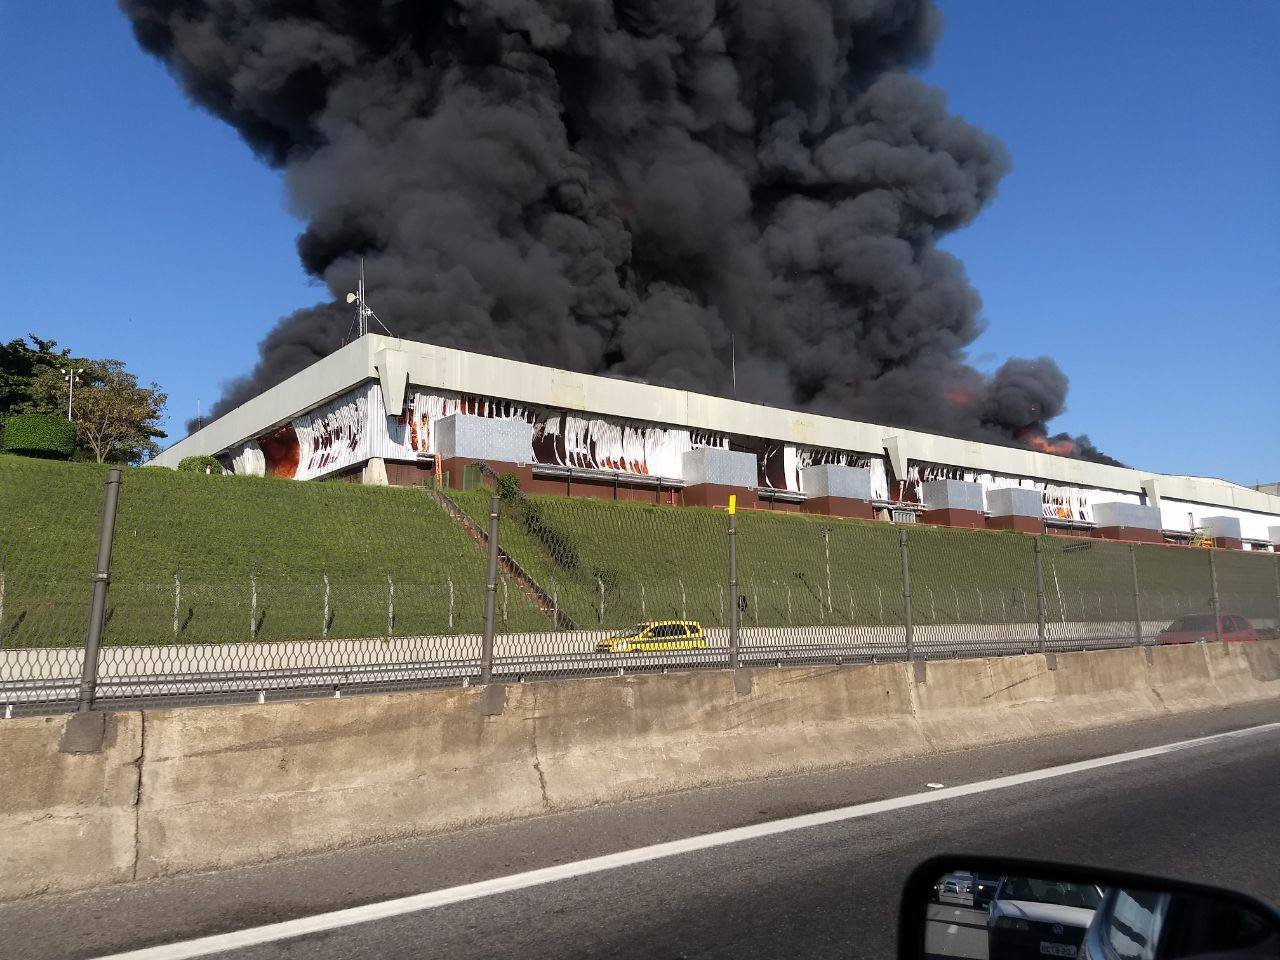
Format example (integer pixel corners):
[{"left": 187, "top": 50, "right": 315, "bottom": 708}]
[{"left": 596, "top": 620, "right": 706, "bottom": 653}]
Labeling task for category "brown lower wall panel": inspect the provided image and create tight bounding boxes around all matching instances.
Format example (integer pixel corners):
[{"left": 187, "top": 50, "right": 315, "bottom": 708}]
[
  {"left": 683, "top": 483, "right": 757, "bottom": 510},
  {"left": 920, "top": 508, "right": 985, "bottom": 530},
  {"left": 1095, "top": 526, "right": 1164, "bottom": 544},
  {"left": 801, "top": 497, "right": 875, "bottom": 520},
  {"left": 384, "top": 460, "right": 435, "bottom": 486},
  {"left": 987, "top": 514, "right": 1046, "bottom": 534}
]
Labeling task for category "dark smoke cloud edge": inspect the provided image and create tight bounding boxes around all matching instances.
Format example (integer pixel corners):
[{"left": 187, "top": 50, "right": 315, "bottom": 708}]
[{"left": 122, "top": 0, "right": 1121, "bottom": 467}]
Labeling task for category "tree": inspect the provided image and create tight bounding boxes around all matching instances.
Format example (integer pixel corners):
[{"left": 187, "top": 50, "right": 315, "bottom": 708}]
[
  {"left": 0, "top": 334, "right": 73, "bottom": 417},
  {"left": 30, "top": 360, "right": 167, "bottom": 464}
]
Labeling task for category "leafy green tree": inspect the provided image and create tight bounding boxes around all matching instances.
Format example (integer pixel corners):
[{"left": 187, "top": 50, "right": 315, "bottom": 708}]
[
  {"left": 29, "top": 359, "right": 167, "bottom": 465},
  {"left": 0, "top": 334, "right": 74, "bottom": 416},
  {"left": 3, "top": 335, "right": 168, "bottom": 465}
]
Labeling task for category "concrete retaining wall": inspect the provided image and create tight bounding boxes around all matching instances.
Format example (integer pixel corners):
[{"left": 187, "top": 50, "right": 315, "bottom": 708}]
[{"left": 3, "top": 639, "right": 1279, "bottom": 901}]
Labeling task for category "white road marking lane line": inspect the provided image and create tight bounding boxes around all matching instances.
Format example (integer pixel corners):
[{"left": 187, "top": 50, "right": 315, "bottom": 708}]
[{"left": 93, "top": 720, "right": 1280, "bottom": 960}]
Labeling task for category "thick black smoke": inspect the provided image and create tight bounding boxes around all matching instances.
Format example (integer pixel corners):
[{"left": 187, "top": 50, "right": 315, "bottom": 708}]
[{"left": 123, "top": 0, "right": 1117, "bottom": 464}]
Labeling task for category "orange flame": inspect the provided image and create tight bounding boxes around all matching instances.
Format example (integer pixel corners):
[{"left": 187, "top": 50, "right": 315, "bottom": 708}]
[
  {"left": 1020, "top": 431, "right": 1076, "bottom": 456},
  {"left": 945, "top": 389, "right": 974, "bottom": 407}
]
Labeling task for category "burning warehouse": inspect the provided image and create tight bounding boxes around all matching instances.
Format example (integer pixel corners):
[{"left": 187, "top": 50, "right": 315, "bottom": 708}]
[{"left": 153, "top": 334, "right": 1280, "bottom": 551}]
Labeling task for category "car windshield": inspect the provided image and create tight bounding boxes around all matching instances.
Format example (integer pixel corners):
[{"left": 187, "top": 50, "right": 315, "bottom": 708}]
[
  {"left": 609, "top": 625, "right": 645, "bottom": 638},
  {"left": 999, "top": 877, "right": 1102, "bottom": 909},
  {"left": 1166, "top": 615, "right": 1217, "bottom": 632}
]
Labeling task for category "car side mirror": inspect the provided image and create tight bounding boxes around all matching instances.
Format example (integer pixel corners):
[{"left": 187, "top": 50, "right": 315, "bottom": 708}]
[{"left": 900, "top": 855, "right": 1280, "bottom": 960}]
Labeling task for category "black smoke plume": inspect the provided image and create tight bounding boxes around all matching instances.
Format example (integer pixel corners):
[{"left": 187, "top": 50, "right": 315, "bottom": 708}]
[{"left": 122, "top": 0, "right": 1118, "bottom": 465}]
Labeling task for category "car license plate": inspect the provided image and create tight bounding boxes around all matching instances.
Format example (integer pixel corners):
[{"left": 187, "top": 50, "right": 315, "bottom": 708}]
[{"left": 1040, "top": 943, "right": 1076, "bottom": 957}]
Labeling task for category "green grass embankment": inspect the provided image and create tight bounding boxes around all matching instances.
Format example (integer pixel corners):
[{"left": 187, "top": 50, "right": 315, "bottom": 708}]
[
  {"left": 447, "top": 488, "right": 1279, "bottom": 631},
  {"left": 3, "top": 452, "right": 1273, "bottom": 648},
  {"left": 0, "top": 455, "right": 547, "bottom": 647}
]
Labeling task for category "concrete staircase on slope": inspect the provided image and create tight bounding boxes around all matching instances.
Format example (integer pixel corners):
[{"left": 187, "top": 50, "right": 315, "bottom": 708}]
[{"left": 426, "top": 490, "right": 578, "bottom": 631}]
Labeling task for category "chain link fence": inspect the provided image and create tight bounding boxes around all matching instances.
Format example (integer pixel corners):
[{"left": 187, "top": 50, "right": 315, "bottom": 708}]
[{"left": 3, "top": 453, "right": 1279, "bottom": 712}]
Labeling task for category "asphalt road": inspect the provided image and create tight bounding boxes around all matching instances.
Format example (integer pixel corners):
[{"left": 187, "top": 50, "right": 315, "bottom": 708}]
[
  {"left": 925, "top": 904, "right": 988, "bottom": 960},
  {"left": 4, "top": 700, "right": 1279, "bottom": 960}
]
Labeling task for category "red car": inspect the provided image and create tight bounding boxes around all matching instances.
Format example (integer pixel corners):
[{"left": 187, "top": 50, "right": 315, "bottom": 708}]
[{"left": 1157, "top": 614, "right": 1259, "bottom": 644}]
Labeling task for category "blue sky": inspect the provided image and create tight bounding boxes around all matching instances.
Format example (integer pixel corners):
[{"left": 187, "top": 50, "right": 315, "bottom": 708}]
[{"left": 2, "top": 3, "right": 1277, "bottom": 484}]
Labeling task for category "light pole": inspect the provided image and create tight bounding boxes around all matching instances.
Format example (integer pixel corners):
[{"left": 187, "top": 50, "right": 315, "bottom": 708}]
[{"left": 61, "top": 368, "right": 83, "bottom": 421}]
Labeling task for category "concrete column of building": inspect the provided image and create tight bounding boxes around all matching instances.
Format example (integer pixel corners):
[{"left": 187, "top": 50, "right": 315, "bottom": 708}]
[
  {"left": 1270, "top": 527, "right": 1280, "bottom": 553},
  {"left": 361, "top": 457, "right": 389, "bottom": 486},
  {"left": 986, "top": 487, "right": 1046, "bottom": 534},
  {"left": 435, "top": 413, "right": 534, "bottom": 490},
  {"left": 1093, "top": 502, "right": 1163, "bottom": 544},
  {"left": 681, "top": 448, "right": 758, "bottom": 510},
  {"left": 920, "top": 479, "right": 986, "bottom": 530},
  {"left": 1202, "top": 516, "right": 1244, "bottom": 551},
  {"left": 798, "top": 465, "right": 874, "bottom": 519}
]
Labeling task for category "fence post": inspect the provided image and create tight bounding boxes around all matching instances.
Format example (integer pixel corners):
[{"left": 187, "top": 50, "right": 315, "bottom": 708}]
[
  {"left": 448, "top": 575, "right": 455, "bottom": 631},
  {"left": 0, "top": 567, "right": 6, "bottom": 638},
  {"left": 679, "top": 578, "right": 687, "bottom": 620},
  {"left": 322, "top": 574, "right": 330, "bottom": 637},
  {"left": 1208, "top": 549, "right": 1222, "bottom": 643},
  {"left": 1033, "top": 537, "right": 1047, "bottom": 654},
  {"left": 77, "top": 468, "right": 122, "bottom": 712},
  {"left": 899, "top": 527, "right": 914, "bottom": 661},
  {"left": 640, "top": 581, "right": 646, "bottom": 619},
  {"left": 728, "top": 509, "right": 740, "bottom": 669},
  {"left": 596, "top": 575, "right": 605, "bottom": 625},
  {"left": 1274, "top": 555, "right": 1280, "bottom": 635},
  {"left": 823, "top": 527, "right": 833, "bottom": 614},
  {"left": 480, "top": 495, "right": 500, "bottom": 684},
  {"left": 250, "top": 575, "right": 258, "bottom": 640},
  {"left": 386, "top": 575, "right": 395, "bottom": 638},
  {"left": 172, "top": 566, "right": 181, "bottom": 640},
  {"left": 1129, "top": 544, "right": 1143, "bottom": 646}
]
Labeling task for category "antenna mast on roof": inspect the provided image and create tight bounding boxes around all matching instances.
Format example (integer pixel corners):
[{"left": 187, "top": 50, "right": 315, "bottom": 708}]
[{"left": 345, "top": 257, "right": 393, "bottom": 339}]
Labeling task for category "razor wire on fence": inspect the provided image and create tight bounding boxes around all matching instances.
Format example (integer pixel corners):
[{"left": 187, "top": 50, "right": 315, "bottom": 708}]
[{"left": 3, "top": 452, "right": 1279, "bottom": 712}]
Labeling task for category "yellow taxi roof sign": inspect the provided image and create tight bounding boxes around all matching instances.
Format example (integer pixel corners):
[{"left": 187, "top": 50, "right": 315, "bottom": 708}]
[{"left": 728, "top": 494, "right": 737, "bottom": 515}]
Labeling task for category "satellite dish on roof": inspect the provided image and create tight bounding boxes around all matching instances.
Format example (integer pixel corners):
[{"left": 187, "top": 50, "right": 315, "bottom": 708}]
[{"left": 346, "top": 292, "right": 357, "bottom": 304}]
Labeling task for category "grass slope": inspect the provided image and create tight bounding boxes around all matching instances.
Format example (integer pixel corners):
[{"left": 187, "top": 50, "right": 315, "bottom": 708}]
[
  {"left": 448, "top": 488, "right": 1279, "bottom": 632},
  {"left": 0, "top": 455, "right": 547, "bottom": 647},
  {"left": 2, "top": 453, "right": 1273, "bottom": 649}
]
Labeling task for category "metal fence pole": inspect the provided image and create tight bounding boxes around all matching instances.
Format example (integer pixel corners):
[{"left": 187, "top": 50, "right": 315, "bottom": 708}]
[
  {"left": 823, "top": 527, "right": 833, "bottom": 614},
  {"left": 728, "top": 510, "right": 740, "bottom": 669},
  {"left": 899, "top": 527, "right": 914, "bottom": 661},
  {"left": 322, "top": 574, "right": 330, "bottom": 637},
  {"left": 1129, "top": 544, "right": 1143, "bottom": 646},
  {"left": 1274, "top": 555, "right": 1280, "bottom": 634},
  {"left": 386, "top": 575, "right": 395, "bottom": 637},
  {"left": 77, "top": 468, "right": 122, "bottom": 712},
  {"left": 1033, "top": 537, "right": 1047, "bottom": 655},
  {"left": 172, "top": 566, "right": 181, "bottom": 640},
  {"left": 480, "top": 495, "right": 500, "bottom": 684},
  {"left": 1208, "top": 549, "right": 1222, "bottom": 644}
]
